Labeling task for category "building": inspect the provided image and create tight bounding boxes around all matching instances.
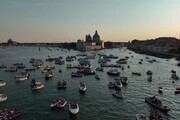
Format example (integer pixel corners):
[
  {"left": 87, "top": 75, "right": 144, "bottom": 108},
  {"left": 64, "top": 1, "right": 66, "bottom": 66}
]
[{"left": 76, "top": 31, "right": 104, "bottom": 51}]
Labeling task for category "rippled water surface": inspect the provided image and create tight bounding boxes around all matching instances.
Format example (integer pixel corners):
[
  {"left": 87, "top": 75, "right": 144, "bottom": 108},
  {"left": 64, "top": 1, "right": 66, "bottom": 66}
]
[{"left": 0, "top": 47, "right": 180, "bottom": 120}]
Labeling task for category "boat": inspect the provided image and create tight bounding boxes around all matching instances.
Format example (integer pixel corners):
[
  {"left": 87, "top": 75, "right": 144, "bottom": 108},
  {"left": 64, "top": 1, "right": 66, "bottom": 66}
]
[
  {"left": 59, "top": 69, "right": 62, "bottom": 73},
  {"left": 147, "top": 71, "right": 153, "bottom": 75},
  {"left": 79, "top": 82, "right": 86, "bottom": 92},
  {"left": 117, "top": 76, "right": 128, "bottom": 85},
  {"left": 69, "top": 102, "right": 79, "bottom": 115},
  {"left": 0, "top": 108, "right": 21, "bottom": 120},
  {"left": 132, "top": 72, "right": 141, "bottom": 76},
  {"left": 96, "top": 67, "right": 104, "bottom": 71},
  {"left": 57, "top": 80, "right": 67, "bottom": 89},
  {"left": 0, "top": 94, "right": 7, "bottom": 102},
  {"left": 171, "top": 70, "right": 176, "bottom": 74},
  {"left": 116, "top": 58, "right": 127, "bottom": 64},
  {"left": 31, "top": 79, "right": 44, "bottom": 90},
  {"left": 0, "top": 80, "right": 6, "bottom": 87},
  {"left": 112, "top": 91, "right": 124, "bottom": 99},
  {"left": 95, "top": 75, "right": 100, "bottom": 80},
  {"left": 136, "top": 114, "right": 149, "bottom": 120},
  {"left": 149, "top": 110, "right": 163, "bottom": 120},
  {"left": 45, "top": 72, "right": 53, "bottom": 79},
  {"left": 171, "top": 73, "right": 179, "bottom": 80},
  {"left": 0, "top": 65, "right": 7, "bottom": 68},
  {"left": 108, "top": 82, "right": 115, "bottom": 89},
  {"left": 145, "top": 96, "right": 170, "bottom": 112},
  {"left": 50, "top": 98, "right": 67, "bottom": 108},
  {"left": 25, "top": 67, "right": 35, "bottom": 71},
  {"left": 15, "top": 71, "right": 30, "bottom": 81},
  {"left": 5, "top": 67, "right": 17, "bottom": 72},
  {"left": 148, "top": 76, "right": 152, "bottom": 82},
  {"left": 107, "top": 69, "right": 120, "bottom": 76},
  {"left": 71, "top": 72, "right": 83, "bottom": 77},
  {"left": 114, "top": 81, "right": 123, "bottom": 89},
  {"left": 158, "top": 87, "right": 163, "bottom": 94}
]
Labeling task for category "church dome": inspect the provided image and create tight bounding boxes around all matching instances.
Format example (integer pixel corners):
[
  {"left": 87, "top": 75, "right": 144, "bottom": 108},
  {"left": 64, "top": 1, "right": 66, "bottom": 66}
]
[{"left": 93, "top": 30, "right": 100, "bottom": 42}]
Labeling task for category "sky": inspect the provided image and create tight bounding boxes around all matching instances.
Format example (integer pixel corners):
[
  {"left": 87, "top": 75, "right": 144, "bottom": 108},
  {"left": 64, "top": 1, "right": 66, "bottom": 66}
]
[{"left": 0, "top": 0, "right": 180, "bottom": 43}]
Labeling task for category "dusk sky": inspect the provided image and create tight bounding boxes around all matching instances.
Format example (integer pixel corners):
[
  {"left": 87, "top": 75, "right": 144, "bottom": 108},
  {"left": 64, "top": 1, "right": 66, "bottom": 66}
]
[{"left": 1, "top": 0, "right": 180, "bottom": 43}]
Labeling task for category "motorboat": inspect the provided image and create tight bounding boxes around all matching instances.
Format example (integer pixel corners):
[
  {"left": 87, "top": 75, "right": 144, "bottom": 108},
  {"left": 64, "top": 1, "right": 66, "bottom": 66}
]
[
  {"left": 175, "top": 88, "right": 180, "bottom": 94},
  {"left": 45, "top": 72, "right": 53, "bottom": 79},
  {"left": 5, "top": 67, "right": 17, "bottom": 72},
  {"left": 116, "top": 76, "right": 128, "bottom": 85},
  {"left": 0, "top": 80, "right": 6, "bottom": 87},
  {"left": 31, "top": 79, "right": 44, "bottom": 90},
  {"left": 136, "top": 114, "right": 149, "bottom": 120},
  {"left": 0, "top": 94, "right": 7, "bottom": 102},
  {"left": 0, "top": 108, "right": 21, "bottom": 120},
  {"left": 96, "top": 67, "right": 104, "bottom": 71},
  {"left": 69, "top": 102, "right": 79, "bottom": 115},
  {"left": 148, "top": 76, "right": 152, "bottom": 82},
  {"left": 15, "top": 71, "right": 30, "bottom": 81},
  {"left": 95, "top": 75, "right": 100, "bottom": 80},
  {"left": 71, "top": 72, "right": 83, "bottom": 77},
  {"left": 57, "top": 80, "right": 67, "bottom": 89},
  {"left": 108, "top": 82, "right": 115, "bottom": 89},
  {"left": 79, "top": 82, "right": 86, "bottom": 92},
  {"left": 132, "top": 72, "right": 141, "bottom": 76},
  {"left": 114, "top": 81, "right": 123, "bottom": 90},
  {"left": 107, "top": 69, "right": 120, "bottom": 76},
  {"left": 50, "top": 98, "right": 67, "bottom": 108},
  {"left": 147, "top": 71, "right": 153, "bottom": 75},
  {"left": 171, "top": 73, "right": 179, "bottom": 80},
  {"left": 116, "top": 58, "right": 127, "bottom": 64},
  {"left": 158, "top": 87, "right": 163, "bottom": 94},
  {"left": 145, "top": 96, "right": 170, "bottom": 112},
  {"left": 112, "top": 91, "right": 124, "bottom": 99}
]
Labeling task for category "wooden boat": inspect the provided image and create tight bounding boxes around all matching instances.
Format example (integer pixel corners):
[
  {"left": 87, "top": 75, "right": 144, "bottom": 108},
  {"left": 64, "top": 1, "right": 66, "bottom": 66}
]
[
  {"left": 69, "top": 102, "right": 79, "bottom": 115},
  {"left": 50, "top": 99, "right": 67, "bottom": 108},
  {"left": 145, "top": 96, "right": 170, "bottom": 112}
]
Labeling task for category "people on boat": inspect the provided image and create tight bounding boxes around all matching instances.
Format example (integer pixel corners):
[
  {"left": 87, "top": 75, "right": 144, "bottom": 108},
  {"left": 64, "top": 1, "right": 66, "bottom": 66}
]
[{"left": 150, "top": 96, "right": 162, "bottom": 106}]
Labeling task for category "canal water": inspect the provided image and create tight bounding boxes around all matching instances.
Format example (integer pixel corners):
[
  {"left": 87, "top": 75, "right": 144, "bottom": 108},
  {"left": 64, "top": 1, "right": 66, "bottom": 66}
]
[{"left": 0, "top": 47, "right": 180, "bottom": 120}]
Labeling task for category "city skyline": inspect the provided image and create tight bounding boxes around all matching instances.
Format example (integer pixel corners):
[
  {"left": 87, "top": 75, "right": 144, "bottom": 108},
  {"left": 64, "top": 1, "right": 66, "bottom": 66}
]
[{"left": 1, "top": 0, "right": 180, "bottom": 43}]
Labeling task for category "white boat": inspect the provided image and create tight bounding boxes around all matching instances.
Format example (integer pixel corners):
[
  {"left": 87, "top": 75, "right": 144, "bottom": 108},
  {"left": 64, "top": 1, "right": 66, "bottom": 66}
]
[
  {"left": 112, "top": 91, "right": 124, "bottom": 99},
  {"left": 15, "top": 75, "right": 28, "bottom": 81},
  {"left": 114, "top": 81, "right": 123, "bottom": 89},
  {"left": 136, "top": 114, "right": 149, "bottom": 120},
  {"left": 0, "top": 80, "right": 6, "bottom": 87},
  {"left": 56, "top": 99, "right": 67, "bottom": 108},
  {"left": 69, "top": 102, "right": 79, "bottom": 115},
  {"left": 45, "top": 72, "right": 53, "bottom": 79},
  {"left": 31, "top": 81, "right": 44, "bottom": 90},
  {"left": 79, "top": 82, "right": 86, "bottom": 92},
  {"left": 0, "top": 94, "right": 7, "bottom": 102}
]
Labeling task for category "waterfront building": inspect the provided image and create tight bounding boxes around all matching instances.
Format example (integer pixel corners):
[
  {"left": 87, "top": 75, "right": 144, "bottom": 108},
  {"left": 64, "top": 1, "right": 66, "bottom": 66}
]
[{"left": 76, "top": 30, "right": 104, "bottom": 51}]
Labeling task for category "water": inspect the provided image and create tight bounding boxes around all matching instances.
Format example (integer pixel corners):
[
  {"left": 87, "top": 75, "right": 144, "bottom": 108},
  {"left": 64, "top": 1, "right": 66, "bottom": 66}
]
[{"left": 0, "top": 47, "right": 180, "bottom": 120}]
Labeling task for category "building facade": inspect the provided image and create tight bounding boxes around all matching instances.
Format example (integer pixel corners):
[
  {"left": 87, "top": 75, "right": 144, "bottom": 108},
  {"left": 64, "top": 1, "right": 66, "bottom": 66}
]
[{"left": 76, "top": 31, "right": 104, "bottom": 51}]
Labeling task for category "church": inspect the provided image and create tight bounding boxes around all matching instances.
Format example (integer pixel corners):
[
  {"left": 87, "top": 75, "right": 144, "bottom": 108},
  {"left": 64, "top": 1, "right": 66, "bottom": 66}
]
[{"left": 76, "top": 30, "right": 104, "bottom": 51}]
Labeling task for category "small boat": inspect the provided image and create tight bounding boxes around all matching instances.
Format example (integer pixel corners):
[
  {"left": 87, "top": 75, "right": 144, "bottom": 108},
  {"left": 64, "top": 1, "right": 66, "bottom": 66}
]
[
  {"left": 0, "top": 108, "right": 21, "bottom": 120},
  {"left": 0, "top": 65, "right": 7, "bottom": 68},
  {"left": 145, "top": 96, "right": 170, "bottom": 112},
  {"left": 116, "top": 58, "right": 127, "bottom": 64},
  {"left": 45, "top": 72, "right": 53, "bottom": 79},
  {"left": 149, "top": 110, "right": 163, "bottom": 120},
  {"left": 108, "top": 82, "right": 115, "bottom": 89},
  {"left": 171, "top": 70, "right": 176, "bottom": 74},
  {"left": 175, "top": 90, "right": 180, "bottom": 94},
  {"left": 95, "top": 75, "right": 100, "bottom": 80},
  {"left": 50, "top": 99, "right": 67, "bottom": 108},
  {"left": 107, "top": 69, "right": 120, "bottom": 76},
  {"left": 114, "top": 81, "right": 123, "bottom": 89},
  {"left": 112, "top": 91, "right": 124, "bottom": 99},
  {"left": 171, "top": 73, "right": 179, "bottom": 80},
  {"left": 158, "top": 87, "right": 163, "bottom": 94},
  {"left": 79, "top": 82, "right": 86, "bottom": 92},
  {"left": 117, "top": 76, "right": 128, "bottom": 85},
  {"left": 0, "top": 94, "right": 7, "bottom": 102},
  {"left": 5, "top": 67, "right": 17, "bottom": 72},
  {"left": 15, "top": 71, "right": 30, "bottom": 81},
  {"left": 71, "top": 72, "right": 83, "bottom": 77},
  {"left": 25, "top": 67, "right": 35, "bottom": 71},
  {"left": 0, "top": 80, "right": 6, "bottom": 87},
  {"left": 136, "top": 114, "right": 149, "bottom": 120},
  {"left": 31, "top": 79, "right": 44, "bottom": 90},
  {"left": 147, "top": 76, "right": 152, "bottom": 82},
  {"left": 96, "top": 67, "right": 104, "bottom": 71},
  {"left": 147, "top": 70, "right": 153, "bottom": 75},
  {"left": 69, "top": 102, "right": 79, "bottom": 115},
  {"left": 57, "top": 80, "right": 67, "bottom": 89},
  {"left": 59, "top": 69, "right": 62, "bottom": 73},
  {"left": 132, "top": 72, "right": 141, "bottom": 76}
]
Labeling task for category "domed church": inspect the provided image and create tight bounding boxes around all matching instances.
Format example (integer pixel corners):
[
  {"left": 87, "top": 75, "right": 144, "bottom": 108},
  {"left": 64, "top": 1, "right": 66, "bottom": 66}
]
[{"left": 76, "top": 30, "right": 104, "bottom": 51}]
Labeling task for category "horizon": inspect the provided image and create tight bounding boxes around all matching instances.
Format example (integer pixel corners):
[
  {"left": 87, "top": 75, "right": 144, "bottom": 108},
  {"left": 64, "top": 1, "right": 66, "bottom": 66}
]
[{"left": 1, "top": 0, "right": 180, "bottom": 43}]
